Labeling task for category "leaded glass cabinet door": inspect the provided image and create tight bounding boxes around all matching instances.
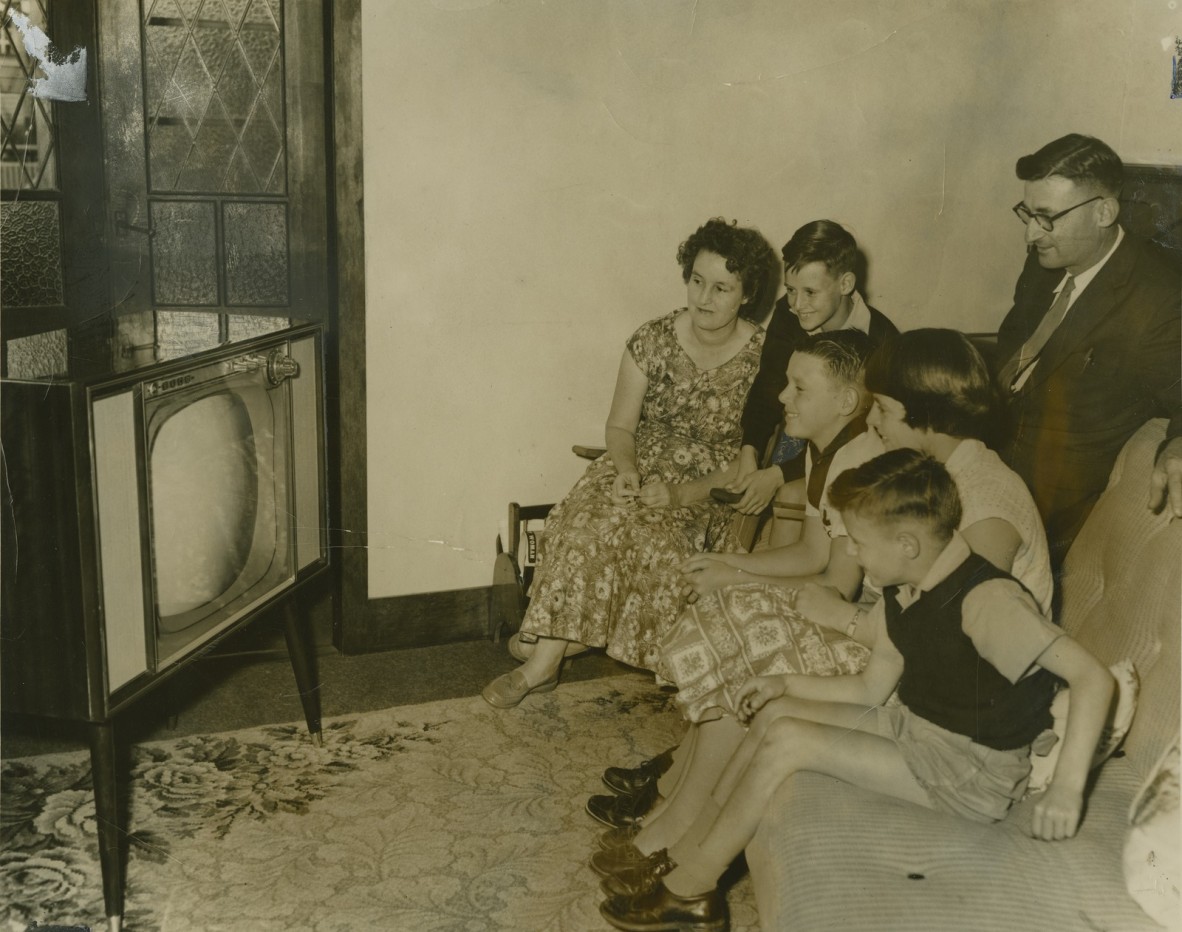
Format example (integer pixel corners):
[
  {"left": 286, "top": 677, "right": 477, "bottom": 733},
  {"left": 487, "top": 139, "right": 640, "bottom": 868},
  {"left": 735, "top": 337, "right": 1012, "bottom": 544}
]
[
  {"left": 99, "top": 0, "right": 327, "bottom": 324},
  {"left": 1, "top": 0, "right": 106, "bottom": 342}
]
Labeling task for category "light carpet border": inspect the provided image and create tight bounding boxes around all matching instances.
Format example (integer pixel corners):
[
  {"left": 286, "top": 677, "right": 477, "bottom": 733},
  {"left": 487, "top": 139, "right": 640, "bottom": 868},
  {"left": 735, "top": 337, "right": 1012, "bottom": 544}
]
[{"left": 2, "top": 674, "right": 758, "bottom": 932}]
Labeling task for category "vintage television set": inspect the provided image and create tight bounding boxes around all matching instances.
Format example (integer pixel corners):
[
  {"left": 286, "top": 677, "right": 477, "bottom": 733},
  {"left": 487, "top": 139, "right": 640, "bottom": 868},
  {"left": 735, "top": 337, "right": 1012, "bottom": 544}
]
[
  {"left": 1, "top": 316, "right": 328, "bottom": 929},
  {"left": 2, "top": 319, "right": 327, "bottom": 718}
]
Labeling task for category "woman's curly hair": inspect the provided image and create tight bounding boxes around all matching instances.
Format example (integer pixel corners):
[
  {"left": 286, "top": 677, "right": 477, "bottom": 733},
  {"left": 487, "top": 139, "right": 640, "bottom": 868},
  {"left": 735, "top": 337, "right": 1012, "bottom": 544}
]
[{"left": 676, "top": 217, "right": 780, "bottom": 322}]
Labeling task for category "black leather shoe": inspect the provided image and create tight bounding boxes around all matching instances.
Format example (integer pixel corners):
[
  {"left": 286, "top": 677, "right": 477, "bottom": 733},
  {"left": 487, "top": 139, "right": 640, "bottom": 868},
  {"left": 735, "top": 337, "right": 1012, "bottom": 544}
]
[
  {"left": 586, "top": 780, "right": 660, "bottom": 828},
  {"left": 599, "top": 880, "right": 727, "bottom": 932},
  {"left": 602, "top": 747, "right": 676, "bottom": 795},
  {"left": 598, "top": 850, "right": 676, "bottom": 898}
]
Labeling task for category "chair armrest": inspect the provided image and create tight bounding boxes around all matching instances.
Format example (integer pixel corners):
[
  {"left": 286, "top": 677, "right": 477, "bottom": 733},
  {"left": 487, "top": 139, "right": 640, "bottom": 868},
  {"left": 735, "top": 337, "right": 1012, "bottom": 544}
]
[{"left": 573, "top": 445, "right": 607, "bottom": 460}]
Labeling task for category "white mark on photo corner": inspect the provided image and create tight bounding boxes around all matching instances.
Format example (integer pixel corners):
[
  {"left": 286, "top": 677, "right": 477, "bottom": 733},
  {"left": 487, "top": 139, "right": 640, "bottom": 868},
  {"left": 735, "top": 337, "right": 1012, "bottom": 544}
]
[{"left": 6, "top": 11, "right": 87, "bottom": 102}]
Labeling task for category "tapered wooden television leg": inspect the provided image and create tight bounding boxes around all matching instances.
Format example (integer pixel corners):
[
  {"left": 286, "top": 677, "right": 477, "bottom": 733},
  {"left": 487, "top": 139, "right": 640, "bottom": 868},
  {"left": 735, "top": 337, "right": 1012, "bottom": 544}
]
[
  {"left": 88, "top": 720, "right": 124, "bottom": 932},
  {"left": 284, "top": 601, "right": 323, "bottom": 746}
]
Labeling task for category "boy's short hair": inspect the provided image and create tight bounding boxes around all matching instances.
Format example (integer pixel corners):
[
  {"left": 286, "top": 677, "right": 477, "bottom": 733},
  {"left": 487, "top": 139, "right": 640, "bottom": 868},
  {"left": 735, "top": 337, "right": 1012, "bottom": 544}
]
[
  {"left": 828, "top": 448, "right": 962, "bottom": 543},
  {"left": 794, "top": 328, "right": 873, "bottom": 393},
  {"left": 1015, "top": 133, "right": 1123, "bottom": 197},
  {"left": 864, "top": 329, "right": 997, "bottom": 442},
  {"left": 781, "top": 220, "right": 857, "bottom": 278}
]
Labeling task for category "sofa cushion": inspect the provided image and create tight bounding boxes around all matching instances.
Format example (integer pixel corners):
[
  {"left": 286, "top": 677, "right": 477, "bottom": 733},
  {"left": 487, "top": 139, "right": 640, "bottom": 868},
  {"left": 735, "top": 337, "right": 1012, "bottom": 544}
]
[
  {"left": 748, "top": 763, "right": 1159, "bottom": 932},
  {"left": 1057, "top": 419, "right": 1181, "bottom": 779}
]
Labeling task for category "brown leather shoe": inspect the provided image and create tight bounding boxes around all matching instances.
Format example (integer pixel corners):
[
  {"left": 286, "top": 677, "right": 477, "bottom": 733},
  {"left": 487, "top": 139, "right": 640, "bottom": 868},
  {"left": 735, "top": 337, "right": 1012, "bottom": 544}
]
[
  {"left": 599, "top": 880, "right": 727, "bottom": 932},
  {"left": 598, "top": 849, "right": 676, "bottom": 898},
  {"left": 480, "top": 669, "right": 558, "bottom": 709},
  {"left": 590, "top": 843, "right": 662, "bottom": 877}
]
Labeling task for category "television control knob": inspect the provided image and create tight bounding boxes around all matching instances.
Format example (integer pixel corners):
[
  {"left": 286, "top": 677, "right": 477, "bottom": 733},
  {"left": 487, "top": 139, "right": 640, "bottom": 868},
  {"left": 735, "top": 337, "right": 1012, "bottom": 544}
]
[{"left": 266, "top": 351, "right": 300, "bottom": 385}]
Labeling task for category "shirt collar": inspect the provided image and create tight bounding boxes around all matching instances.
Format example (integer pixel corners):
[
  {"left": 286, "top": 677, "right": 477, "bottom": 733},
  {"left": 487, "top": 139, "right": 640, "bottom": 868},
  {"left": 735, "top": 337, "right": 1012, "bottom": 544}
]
[
  {"left": 845, "top": 291, "right": 872, "bottom": 334},
  {"left": 895, "top": 532, "right": 971, "bottom": 607},
  {"left": 1060, "top": 225, "right": 1124, "bottom": 298}
]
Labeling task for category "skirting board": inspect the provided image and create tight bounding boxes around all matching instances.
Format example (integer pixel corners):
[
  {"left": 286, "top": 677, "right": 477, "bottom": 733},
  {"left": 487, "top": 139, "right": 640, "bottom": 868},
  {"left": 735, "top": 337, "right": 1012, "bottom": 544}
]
[{"left": 336, "top": 586, "right": 498, "bottom": 654}]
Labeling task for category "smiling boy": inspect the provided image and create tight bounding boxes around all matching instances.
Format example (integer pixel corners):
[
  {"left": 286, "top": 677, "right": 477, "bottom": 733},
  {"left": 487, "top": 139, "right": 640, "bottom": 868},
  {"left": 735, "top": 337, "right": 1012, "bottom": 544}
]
[
  {"left": 729, "top": 220, "right": 898, "bottom": 514},
  {"left": 678, "top": 328, "right": 883, "bottom": 601}
]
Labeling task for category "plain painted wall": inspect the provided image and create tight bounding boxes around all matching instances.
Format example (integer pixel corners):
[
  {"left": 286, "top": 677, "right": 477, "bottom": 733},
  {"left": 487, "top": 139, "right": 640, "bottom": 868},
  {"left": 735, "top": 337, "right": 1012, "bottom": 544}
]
[{"left": 363, "top": 0, "right": 1181, "bottom": 598}]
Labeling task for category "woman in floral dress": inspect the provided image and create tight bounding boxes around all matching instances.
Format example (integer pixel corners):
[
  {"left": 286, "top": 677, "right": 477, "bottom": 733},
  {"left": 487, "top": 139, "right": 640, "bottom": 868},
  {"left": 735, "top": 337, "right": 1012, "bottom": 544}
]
[{"left": 482, "top": 218, "right": 779, "bottom": 709}]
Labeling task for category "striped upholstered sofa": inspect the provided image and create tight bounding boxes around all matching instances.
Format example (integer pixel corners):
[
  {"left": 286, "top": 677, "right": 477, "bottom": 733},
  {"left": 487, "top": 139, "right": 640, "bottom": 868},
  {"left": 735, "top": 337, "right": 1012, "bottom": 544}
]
[{"left": 746, "top": 418, "right": 1181, "bottom": 931}]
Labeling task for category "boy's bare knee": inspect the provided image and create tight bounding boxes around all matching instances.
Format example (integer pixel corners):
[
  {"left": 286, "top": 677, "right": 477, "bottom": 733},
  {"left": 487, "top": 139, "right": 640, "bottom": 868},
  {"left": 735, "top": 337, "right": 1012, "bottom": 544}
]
[
  {"left": 756, "top": 716, "right": 807, "bottom": 763},
  {"left": 748, "top": 697, "right": 798, "bottom": 740}
]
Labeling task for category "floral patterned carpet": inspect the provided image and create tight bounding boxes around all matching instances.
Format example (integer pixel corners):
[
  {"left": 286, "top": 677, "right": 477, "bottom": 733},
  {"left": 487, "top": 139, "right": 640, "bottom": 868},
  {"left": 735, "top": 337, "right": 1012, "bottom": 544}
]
[{"left": 1, "top": 674, "right": 759, "bottom": 931}]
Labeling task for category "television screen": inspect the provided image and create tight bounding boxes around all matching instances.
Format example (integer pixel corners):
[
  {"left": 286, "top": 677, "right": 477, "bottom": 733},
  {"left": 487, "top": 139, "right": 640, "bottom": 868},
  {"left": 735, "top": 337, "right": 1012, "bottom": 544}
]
[{"left": 148, "top": 391, "right": 266, "bottom": 621}]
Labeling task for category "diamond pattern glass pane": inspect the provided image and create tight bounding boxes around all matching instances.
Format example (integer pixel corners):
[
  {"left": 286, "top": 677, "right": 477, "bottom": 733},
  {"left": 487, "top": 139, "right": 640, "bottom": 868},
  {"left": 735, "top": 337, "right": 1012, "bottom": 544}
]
[
  {"left": 224, "top": 201, "right": 287, "bottom": 305},
  {"left": 0, "top": 0, "right": 59, "bottom": 191},
  {"left": 150, "top": 200, "right": 218, "bottom": 305},
  {"left": 0, "top": 199, "right": 63, "bottom": 306},
  {"left": 143, "top": 0, "right": 285, "bottom": 194}
]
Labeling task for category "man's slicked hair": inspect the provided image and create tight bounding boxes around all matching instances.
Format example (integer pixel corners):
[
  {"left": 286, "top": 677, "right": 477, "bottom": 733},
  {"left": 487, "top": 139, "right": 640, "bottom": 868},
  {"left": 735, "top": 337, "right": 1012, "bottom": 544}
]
[{"left": 1015, "top": 133, "right": 1123, "bottom": 197}]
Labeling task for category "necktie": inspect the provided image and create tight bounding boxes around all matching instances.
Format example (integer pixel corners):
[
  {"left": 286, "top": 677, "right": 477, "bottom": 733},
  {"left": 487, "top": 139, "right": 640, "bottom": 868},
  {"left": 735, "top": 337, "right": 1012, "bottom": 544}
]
[{"left": 1001, "top": 274, "right": 1075, "bottom": 392}]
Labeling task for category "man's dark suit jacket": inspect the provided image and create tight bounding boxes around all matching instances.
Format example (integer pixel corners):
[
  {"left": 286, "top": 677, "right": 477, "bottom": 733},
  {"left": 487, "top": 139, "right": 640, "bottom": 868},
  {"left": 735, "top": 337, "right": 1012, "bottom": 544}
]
[
  {"left": 998, "top": 232, "right": 1182, "bottom": 560},
  {"left": 740, "top": 295, "right": 898, "bottom": 481}
]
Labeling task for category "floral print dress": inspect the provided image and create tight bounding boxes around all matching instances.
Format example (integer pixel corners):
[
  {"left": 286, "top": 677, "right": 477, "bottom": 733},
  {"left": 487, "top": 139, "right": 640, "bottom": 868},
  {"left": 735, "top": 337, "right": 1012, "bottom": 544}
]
[{"left": 518, "top": 310, "right": 764, "bottom": 675}]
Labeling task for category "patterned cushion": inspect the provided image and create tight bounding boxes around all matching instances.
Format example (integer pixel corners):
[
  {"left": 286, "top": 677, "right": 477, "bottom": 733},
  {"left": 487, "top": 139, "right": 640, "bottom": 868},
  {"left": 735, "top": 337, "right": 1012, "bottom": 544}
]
[
  {"left": 1124, "top": 738, "right": 1181, "bottom": 927},
  {"left": 1026, "top": 659, "right": 1140, "bottom": 796}
]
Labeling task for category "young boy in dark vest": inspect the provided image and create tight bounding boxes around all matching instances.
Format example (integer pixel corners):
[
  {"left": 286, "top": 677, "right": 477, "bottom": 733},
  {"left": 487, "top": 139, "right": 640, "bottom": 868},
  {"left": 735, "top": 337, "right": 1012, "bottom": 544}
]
[{"left": 599, "top": 449, "right": 1114, "bottom": 932}]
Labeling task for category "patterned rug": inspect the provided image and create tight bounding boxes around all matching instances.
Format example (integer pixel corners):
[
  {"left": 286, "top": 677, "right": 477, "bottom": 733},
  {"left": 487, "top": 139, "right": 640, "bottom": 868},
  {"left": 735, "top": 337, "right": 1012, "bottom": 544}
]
[{"left": 1, "top": 674, "right": 759, "bottom": 931}]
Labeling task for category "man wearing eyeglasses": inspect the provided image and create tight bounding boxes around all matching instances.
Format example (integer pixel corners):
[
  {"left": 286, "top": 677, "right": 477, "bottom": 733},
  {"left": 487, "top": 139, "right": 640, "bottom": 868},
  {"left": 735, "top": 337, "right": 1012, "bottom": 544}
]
[{"left": 997, "top": 133, "right": 1181, "bottom": 567}]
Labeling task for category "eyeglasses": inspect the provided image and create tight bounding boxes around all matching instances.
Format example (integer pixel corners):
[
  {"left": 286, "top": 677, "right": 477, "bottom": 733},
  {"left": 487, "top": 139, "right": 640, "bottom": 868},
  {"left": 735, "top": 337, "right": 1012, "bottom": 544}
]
[{"left": 1012, "top": 195, "right": 1104, "bottom": 232}]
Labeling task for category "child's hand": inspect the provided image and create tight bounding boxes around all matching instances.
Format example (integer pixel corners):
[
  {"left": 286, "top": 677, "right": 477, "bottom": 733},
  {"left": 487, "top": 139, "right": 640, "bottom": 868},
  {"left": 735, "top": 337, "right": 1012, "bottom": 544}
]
[
  {"left": 1030, "top": 782, "right": 1084, "bottom": 841},
  {"left": 680, "top": 553, "right": 741, "bottom": 598},
  {"left": 735, "top": 675, "right": 786, "bottom": 725},
  {"left": 639, "top": 479, "right": 679, "bottom": 508}
]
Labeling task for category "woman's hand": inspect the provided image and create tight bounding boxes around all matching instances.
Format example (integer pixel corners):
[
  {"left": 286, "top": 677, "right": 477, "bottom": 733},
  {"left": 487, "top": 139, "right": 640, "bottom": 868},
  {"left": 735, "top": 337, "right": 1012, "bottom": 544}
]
[
  {"left": 611, "top": 469, "right": 642, "bottom": 506},
  {"left": 680, "top": 552, "right": 742, "bottom": 599},
  {"left": 794, "top": 583, "right": 852, "bottom": 631},
  {"left": 735, "top": 675, "right": 787, "bottom": 725},
  {"left": 1030, "top": 782, "right": 1084, "bottom": 841},
  {"left": 639, "top": 479, "right": 680, "bottom": 508}
]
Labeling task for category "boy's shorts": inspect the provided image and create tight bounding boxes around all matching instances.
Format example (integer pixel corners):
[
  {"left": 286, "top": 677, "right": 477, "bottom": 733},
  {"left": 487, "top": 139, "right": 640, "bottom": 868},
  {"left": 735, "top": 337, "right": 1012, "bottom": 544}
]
[{"left": 879, "top": 696, "right": 1032, "bottom": 824}]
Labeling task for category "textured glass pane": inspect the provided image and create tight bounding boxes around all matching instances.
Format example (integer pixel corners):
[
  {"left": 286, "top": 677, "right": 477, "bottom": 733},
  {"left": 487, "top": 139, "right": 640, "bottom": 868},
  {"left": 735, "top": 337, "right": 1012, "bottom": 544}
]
[
  {"left": 227, "top": 313, "right": 288, "bottom": 342},
  {"left": 224, "top": 201, "right": 288, "bottom": 305},
  {"left": 0, "top": 0, "right": 59, "bottom": 191},
  {"left": 5, "top": 329, "right": 68, "bottom": 379},
  {"left": 143, "top": 0, "right": 285, "bottom": 194},
  {"left": 155, "top": 309, "right": 221, "bottom": 361},
  {"left": 0, "top": 200, "right": 63, "bottom": 306},
  {"left": 150, "top": 200, "right": 218, "bottom": 305}
]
